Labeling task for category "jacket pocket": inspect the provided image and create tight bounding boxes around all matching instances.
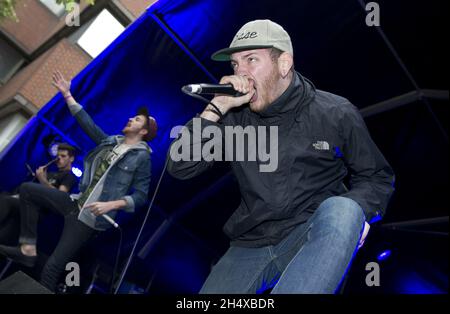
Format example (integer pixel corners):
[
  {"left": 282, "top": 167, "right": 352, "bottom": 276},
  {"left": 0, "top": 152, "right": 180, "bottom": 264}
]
[{"left": 114, "top": 159, "right": 138, "bottom": 186}]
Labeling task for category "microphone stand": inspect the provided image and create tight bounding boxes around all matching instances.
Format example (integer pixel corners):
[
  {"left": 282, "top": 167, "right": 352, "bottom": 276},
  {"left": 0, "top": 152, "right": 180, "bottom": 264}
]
[{"left": 112, "top": 158, "right": 168, "bottom": 294}]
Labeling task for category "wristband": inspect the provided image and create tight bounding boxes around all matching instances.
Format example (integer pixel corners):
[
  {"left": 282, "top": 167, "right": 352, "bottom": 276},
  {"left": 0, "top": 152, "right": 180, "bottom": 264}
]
[
  {"left": 205, "top": 108, "right": 222, "bottom": 119},
  {"left": 208, "top": 102, "right": 223, "bottom": 119}
]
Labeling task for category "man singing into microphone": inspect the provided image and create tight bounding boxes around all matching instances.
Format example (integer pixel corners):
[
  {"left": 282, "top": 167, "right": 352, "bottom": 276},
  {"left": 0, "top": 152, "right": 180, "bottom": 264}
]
[
  {"left": 168, "top": 20, "right": 395, "bottom": 293},
  {"left": 0, "top": 71, "right": 157, "bottom": 292}
]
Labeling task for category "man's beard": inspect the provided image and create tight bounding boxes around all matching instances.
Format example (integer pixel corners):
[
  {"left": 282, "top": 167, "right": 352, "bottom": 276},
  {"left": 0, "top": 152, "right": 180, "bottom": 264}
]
[
  {"left": 250, "top": 65, "right": 281, "bottom": 113},
  {"left": 122, "top": 126, "right": 130, "bottom": 134}
]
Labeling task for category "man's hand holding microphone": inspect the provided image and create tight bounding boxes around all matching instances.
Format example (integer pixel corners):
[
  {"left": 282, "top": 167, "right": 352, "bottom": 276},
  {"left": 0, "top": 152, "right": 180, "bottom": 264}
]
[{"left": 199, "top": 75, "right": 256, "bottom": 122}]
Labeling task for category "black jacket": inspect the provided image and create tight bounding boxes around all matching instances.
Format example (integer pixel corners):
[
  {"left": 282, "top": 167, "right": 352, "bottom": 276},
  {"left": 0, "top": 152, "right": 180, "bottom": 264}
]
[{"left": 168, "top": 73, "right": 395, "bottom": 247}]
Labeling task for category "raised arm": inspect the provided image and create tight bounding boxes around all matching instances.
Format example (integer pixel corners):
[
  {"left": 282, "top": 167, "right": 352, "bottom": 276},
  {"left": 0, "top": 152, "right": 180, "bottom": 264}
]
[{"left": 52, "top": 71, "right": 108, "bottom": 145}]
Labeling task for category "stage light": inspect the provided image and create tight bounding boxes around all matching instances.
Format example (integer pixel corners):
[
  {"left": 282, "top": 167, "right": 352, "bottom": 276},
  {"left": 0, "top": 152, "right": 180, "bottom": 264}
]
[
  {"left": 72, "top": 167, "right": 83, "bottom": 178},
  {"left": 48, "top": 142, "right": 59, "bottom": 157},
  {"left": 377, "top": 250, "right": 391, "bottom": 262},
  {"left": 42, "top": 134, "right": 61, "bottom": 157}
]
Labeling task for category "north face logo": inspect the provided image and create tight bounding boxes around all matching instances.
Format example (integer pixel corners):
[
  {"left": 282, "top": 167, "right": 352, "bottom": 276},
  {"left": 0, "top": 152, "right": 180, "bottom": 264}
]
[
  {"left": 236, "top": 31, "right": 258, "bottom": 41},
  {"left": 312, "top": 141, "right": 330, "bottom": 151}
]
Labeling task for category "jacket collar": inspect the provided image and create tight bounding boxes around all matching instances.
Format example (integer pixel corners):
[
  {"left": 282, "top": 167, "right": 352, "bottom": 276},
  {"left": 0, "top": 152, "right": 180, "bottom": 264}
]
[
  {"left": 111, "top": 135, "right": 153, "bottom": 153},
  {"left": 252, "top": 71, "right": 316, "bottom": 119}
]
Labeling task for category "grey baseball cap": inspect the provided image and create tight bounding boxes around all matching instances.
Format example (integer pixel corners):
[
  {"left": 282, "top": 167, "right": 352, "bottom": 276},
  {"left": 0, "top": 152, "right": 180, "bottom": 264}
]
[{"left": 211, "top": 19, "right": 293, "bottom": 61}]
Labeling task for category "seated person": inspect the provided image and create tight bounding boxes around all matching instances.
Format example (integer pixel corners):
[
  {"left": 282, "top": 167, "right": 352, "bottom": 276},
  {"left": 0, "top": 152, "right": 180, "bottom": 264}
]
[{"left": 0, "top": 143, "right": 77, "bottom": 246}]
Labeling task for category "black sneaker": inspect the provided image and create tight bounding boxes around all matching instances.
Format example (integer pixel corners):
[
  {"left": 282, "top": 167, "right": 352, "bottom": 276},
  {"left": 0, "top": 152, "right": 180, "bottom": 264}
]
[{"left": 0, "top": 245, "right": 37, "bottom": 267}]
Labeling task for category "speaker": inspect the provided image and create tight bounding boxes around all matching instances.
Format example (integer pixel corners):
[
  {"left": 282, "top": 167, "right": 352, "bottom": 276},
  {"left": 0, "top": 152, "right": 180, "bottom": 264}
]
[{"left": 0, "top": 271, "right": 53, "bottom": 294}]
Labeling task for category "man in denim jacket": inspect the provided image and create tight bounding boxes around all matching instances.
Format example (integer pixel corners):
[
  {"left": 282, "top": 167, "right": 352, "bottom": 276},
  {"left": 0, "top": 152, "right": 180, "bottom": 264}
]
[{"left": 0, "top": 71, "right": 157, "bottom": 292}]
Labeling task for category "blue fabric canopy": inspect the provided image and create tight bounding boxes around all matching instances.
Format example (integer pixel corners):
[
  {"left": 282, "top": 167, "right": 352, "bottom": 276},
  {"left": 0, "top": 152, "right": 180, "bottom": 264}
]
[{"left": 0, "top": 6, "right": 213, "bottom": 191}]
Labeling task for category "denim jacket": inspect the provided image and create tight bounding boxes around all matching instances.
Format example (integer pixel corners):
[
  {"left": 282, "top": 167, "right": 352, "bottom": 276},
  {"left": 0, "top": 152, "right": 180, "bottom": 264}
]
[{"left": 71, "top": 104, "right": 151, "bottom": 230}]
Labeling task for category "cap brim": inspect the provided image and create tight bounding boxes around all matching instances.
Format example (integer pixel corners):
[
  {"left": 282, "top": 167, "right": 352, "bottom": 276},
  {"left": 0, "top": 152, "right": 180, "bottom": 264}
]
[{"left": 211, "top": 45, "right": 274, "bottom": 61}]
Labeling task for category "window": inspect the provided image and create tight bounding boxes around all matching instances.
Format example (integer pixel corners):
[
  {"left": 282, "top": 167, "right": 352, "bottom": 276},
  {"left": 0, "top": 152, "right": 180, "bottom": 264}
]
[
  {"left": 0, "top": 111, "right": 28, "bottom": 153},
  {"left": 39, "top": 0, "right": 66, "bottom": 17},
  {"left": 72, "top": 9, "right": 125, "bottom": 58},
  {"left": 0, "top": 37, "right": 24, "bottom": 86}
]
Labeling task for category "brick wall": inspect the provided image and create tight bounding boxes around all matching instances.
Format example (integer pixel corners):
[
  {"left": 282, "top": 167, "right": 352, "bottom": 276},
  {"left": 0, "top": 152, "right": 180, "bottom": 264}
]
[
  {"left": 118, "top": 0, "right": 157, "bottom": 19},
  {"left": 0, "top": 0, "right": 89, "bottom": 55},
  {"left": 22, "top": 38, "right": 91, "bottom": 108},
  {"left": 0, "top": 39, "right": 91, "bottom": 110},
  {"left": 0, "top": 0, "right": 155, "bottom": 115}
]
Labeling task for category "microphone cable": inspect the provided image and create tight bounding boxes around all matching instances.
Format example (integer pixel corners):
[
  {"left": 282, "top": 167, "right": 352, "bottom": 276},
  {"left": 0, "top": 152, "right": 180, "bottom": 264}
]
[
  {"left": 112, "top": 156, "right": 169, "bottom": 294},
  {"left": 181, "top": 86, "right": 215, "bottom": 105},
  {"left": 181, "top": 88, "right": 224, "bottom": 119},
  {"left": 109, "top": 225, "right": 123, "bottom": 293}
]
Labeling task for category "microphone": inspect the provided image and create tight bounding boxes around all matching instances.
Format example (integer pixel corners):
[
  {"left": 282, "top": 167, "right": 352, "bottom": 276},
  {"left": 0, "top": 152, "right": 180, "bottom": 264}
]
[
  {"left": 182, "top": 83, "right": 245, "bottom": 97},
  {"left": 43, "top": 157, "right": 59, "bottom": 169},
  {"left": 79, "top": 200, "right": 119, "bottom": 228},
  {"left": 102, "top": 214, "right": 119, "bottom": 228},
  {"left": 25, "top": 163, "right": 35, "bottom": 177}
]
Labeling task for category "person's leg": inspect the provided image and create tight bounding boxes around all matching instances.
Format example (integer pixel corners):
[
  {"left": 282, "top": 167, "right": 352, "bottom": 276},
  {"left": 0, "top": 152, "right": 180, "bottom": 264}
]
[
  {"left": 200, "top": 214, "right": 314, "bottom": 294},
  {"left": 199, "top": 245, "right": 280, "bottom": 294},
  {"left": 0, "top": 183, "right": 78, "bottom": 267},
  {"left": 40, "top": 210, "right": 95, "bottom": 292},
  {"left": 0, "top": 195, "right": 20, "bottom": 245},
  {"left": 271, "top": 196, "right": 365, "bottom": 294},
  {"left": 19, "top": 182, "right": 75, "bottom": 247}
]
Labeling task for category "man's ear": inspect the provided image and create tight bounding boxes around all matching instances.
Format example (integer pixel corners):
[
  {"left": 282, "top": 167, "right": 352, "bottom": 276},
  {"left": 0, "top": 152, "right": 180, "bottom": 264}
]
[
  {"left": 278, "top": 52, "right": 293, "bottom": 78},
  {"left": 139, "top": 128, "right": 149, "bottom": 137},
  {"left": 70, "top": 156, "right": 75, "bottom": 163}
]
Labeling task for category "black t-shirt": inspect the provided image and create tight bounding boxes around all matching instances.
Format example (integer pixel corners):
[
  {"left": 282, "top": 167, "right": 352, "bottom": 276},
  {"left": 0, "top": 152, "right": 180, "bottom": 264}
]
[{"left": 47, "top": 170, "right": 77, "bottom": 192}]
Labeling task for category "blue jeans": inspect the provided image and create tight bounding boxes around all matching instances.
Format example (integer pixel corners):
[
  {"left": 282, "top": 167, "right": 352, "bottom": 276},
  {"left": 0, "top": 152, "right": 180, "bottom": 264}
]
[{"left": 200, "top": 196, "right": 366, "bottom": 294}]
